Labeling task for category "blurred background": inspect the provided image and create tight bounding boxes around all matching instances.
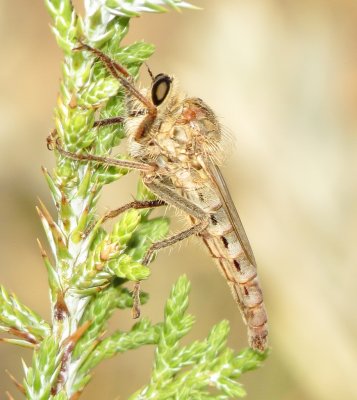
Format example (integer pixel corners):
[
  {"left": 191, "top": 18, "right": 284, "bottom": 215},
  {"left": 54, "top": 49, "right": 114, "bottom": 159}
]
[{"left": 0, "top": 0, "right": 357, "bottom": 398}]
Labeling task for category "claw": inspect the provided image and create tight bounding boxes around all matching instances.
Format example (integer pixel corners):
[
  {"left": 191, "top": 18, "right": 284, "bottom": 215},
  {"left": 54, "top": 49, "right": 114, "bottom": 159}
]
[
  {"left": 46, "top": 129, "right": 58, "bottom": 151},
  {"left": 132, "top": 306, "right": 141, "bottom": 319},
  {"left": 72, "top": 38, "right": 89, "bottom": 52},
  {"left": 132, "top": 282, "right": 141, "bottom": 319}
]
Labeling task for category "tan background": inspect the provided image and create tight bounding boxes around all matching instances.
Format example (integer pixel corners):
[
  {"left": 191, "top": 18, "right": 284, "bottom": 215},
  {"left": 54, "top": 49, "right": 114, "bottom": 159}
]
[{"left": 0, "top": 0, "right": 357, "bottom": 399}]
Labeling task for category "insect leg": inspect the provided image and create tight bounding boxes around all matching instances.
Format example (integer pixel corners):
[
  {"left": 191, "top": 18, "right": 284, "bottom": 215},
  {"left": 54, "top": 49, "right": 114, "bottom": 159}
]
[
  {"left": 83, "top": 199, "right": 166, "bottom": 237},
  {"left": 143, "top": 179, "right": 210, "bottom": 263},
  {"left": 92, "top": 112, "right": 144, "bottom": 128},
  {"left": 142, "top": 219, "right": 208, "bottom": 266},
  {"left": 75, "top": 41, "right": 132, "bottom": 78},
  {"left": 47, "top": 117, "right": 124, "bottom": 150},
  {"left": 101, "top": 199, "right": 166, "bottom": 224},
  {"left": 74, "top": 42, "right": 154, "bottom": 112},
  {"left": 131, "top": 218, "right": 209, "bottom": 319},
  {"left": 93, "top": 116, "right": 124, "bottom": 128},
  {"left": 74, "top": 42, "right": 157, "bottom": 140},
  {"left": 131, "top": 179, "right": 210, "bottom": 318},
  {"left": 47, "top": 130, "right": 155, "bottom": 172},
  {"left": 145, "top": 180, "right": 208, "bottom": 220}
]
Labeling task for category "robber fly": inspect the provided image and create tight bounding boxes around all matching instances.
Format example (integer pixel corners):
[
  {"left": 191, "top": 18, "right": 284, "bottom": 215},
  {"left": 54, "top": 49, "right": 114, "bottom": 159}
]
[{"left": 50, "top": 42, "right": 268, "bottom": 352}]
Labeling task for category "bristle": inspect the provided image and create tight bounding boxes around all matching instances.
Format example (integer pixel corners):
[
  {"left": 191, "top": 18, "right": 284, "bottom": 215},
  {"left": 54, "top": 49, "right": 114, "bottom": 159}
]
[
  {"left": 5, "top": 391, "right": 15, "bottom": 400},
  {"left": 5, "top": 370, "right": 25, "bottom": 394}
]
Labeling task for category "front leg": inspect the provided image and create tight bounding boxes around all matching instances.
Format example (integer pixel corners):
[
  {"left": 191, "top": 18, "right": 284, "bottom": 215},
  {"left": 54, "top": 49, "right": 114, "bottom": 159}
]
[{"left": 74, "top": 42, "right": 157, "bottom": 141}]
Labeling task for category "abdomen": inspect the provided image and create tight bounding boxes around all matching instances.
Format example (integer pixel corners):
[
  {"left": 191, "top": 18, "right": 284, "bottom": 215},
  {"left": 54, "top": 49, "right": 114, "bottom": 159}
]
[{"left": 183, "top": 180, "right": 268, "bottom": 351}]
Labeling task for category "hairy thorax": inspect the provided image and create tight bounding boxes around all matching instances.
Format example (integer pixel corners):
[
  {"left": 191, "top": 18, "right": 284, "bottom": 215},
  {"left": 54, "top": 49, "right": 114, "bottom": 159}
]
[{"left": 126, "top": 93, "right": 222, "bottom": 187}]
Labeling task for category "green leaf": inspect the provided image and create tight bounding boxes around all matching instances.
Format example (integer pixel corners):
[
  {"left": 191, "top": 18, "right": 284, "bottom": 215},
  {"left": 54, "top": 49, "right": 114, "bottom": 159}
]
[
  {"left": 113, "top": 41, "right": 156, "bottom": 75},
  {"left": 130, "top": 277, "right": 267, "bottom": 399},
  {"left": 23, "top": 337, "right": 61, "bottom": 399},
  {"left": 45, "top": 0, "right": 78, "bottom": 53},
  {"left": 74, "top": 318, "right": 161, "bottom": 393},
  {"left": 0, "top": 286, "right": 50, "bottom": 342},
  {"left": 72, "top": 284, "right": 147, "bottom": 359},
  {"left": 106, "top": 0, "right": 200, "bottom": 17},
  {"left": 50, "top": 391, "right": 69, "bottom": 400}
]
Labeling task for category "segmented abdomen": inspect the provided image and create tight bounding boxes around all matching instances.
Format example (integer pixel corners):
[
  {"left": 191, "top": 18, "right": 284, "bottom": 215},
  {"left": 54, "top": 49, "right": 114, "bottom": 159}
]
[{"left": 183, "top": 182, "right": 268, "bottom": 352}]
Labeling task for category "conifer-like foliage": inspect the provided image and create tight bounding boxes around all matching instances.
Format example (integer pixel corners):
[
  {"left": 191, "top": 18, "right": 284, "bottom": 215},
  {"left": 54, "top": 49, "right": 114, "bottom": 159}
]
[{"left": 0, "top": 1, "right": 267, "bottom": 398}]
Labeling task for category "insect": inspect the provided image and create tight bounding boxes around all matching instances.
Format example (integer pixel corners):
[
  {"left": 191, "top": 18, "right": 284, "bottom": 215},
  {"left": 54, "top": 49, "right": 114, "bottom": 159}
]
[{"left": 50, "top": 42, "right": 268, "bottom": 352}]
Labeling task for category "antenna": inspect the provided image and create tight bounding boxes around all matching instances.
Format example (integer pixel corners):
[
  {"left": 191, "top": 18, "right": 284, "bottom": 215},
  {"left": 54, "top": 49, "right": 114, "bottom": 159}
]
[{"left": 145, "top": 62, "right": 155, "bottom": 81}]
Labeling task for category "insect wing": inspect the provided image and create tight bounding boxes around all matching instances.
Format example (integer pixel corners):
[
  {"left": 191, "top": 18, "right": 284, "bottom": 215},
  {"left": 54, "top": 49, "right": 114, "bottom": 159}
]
[{"left": 205, "top": 160, "right": 257, "bottom": 266}]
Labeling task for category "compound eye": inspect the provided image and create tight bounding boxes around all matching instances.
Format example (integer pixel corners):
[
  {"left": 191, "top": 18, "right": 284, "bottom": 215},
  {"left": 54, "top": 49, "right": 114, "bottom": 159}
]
[{"left": 151, "top": 74, "right": 172, "bottom": 106}]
